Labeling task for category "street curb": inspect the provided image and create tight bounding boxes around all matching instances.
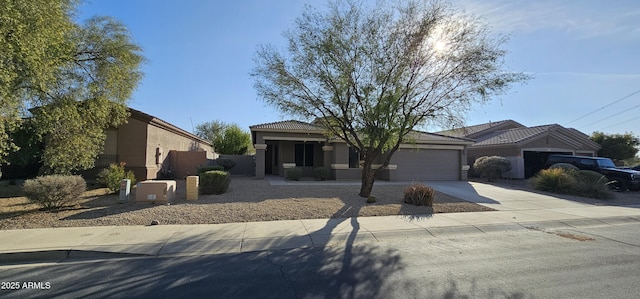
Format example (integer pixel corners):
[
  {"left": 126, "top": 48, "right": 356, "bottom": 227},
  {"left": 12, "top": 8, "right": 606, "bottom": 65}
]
[{"left": 0, "top": 250, "right": 152, "bottom": 265}]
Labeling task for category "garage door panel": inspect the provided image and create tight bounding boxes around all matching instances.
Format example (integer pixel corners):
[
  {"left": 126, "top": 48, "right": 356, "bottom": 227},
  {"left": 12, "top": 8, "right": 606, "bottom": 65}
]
[{"left": 394, "top": 149, "right": 459, "bottom": 180}]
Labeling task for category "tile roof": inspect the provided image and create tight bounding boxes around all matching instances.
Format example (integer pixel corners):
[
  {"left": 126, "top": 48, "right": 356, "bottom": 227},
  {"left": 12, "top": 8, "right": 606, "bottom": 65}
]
[
  {"left": 473, "top": 125, "right": 555, "bottom": 146},
  {"left": 438, "top": 120, "right": 524, "bottom": 138},
  {"left": 250, "top": 120, "right": 324, "bottom": 132},
  {"left": 250, "top": 120, "right": 473, "bottom": 144},
  {"left": 407, "top": 130, "right": 475, "bottom": 144}
]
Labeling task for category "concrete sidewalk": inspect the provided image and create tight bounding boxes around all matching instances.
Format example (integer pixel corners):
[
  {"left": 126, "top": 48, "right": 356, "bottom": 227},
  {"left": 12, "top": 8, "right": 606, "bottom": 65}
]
[{"left": 2, "top": 181, "right": 640, "bottom": 264}]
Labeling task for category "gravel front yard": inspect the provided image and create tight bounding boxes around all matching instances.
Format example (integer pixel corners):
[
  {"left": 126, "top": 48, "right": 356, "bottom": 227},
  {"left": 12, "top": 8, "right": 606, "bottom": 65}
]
[{"left": 0, "top": 177, "right": 494, "bottom": 230}]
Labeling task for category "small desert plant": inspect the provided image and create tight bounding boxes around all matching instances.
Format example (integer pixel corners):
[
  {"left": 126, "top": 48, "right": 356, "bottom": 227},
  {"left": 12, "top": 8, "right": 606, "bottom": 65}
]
[
  {"left": 473, "top": 156, "right": 512, "bottom": 181},
  {"left": 197, "top": 165, "right": 224, "bottom": 174},
  {"left": 403, "top": 182, "right": 436, "bottom": 206},
  {"left": 97, "top": 162, "right": 137, "bottom": 193},
  {"left": 313, "top": 167, "right": 329, "bottom": 181},
  {"left": 573, "top": 170, "right": 612, "bottom": 199},
  {"left": 285, "top": 167, "right": 302, "bottom": 181},
  {"left": 215, "top": 158, "right": 236, "bottom": 171},
  {"left": 23, "top": 175, "right": 87, "bottom": 209},
  {"left": 531, "top": 168, "right": 576, "bottom": 194},
  {"left": 199, "top": 170, "right": 230, "bottom": 194},
  {"left": 367, "top": 196, "right": 376, "bottom": 203}
]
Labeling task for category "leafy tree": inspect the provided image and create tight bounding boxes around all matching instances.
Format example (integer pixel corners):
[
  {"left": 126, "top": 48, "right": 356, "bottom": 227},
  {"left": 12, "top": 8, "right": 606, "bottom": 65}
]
[
  {"left": 591, "top": 131, "right": 639, "bottom": 162},
  {"left": 0, "top": 0, "right": 144, "bottom": 174},
  {"left": 195, "top": 121, "right": 253, "bottom": 155},
  {"left": 252, "top": 0, "right": 528, "bottom": 197}
]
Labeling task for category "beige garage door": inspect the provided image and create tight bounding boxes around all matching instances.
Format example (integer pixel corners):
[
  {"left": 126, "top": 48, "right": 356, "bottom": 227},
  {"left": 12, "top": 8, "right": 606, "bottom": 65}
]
[{"left": 393, "top": 148, "right": 460, "bottom": 180}]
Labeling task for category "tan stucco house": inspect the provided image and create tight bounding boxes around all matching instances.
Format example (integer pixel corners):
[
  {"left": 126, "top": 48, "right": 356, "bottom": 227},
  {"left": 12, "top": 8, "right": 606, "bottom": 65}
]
[
  {"left": 439, "top": 120, "right": 601, "bottom": 179},
  {"left": 250, "top": 120, "right": 474, "bottom": 181},
  {"left": 96, "top": 108, "right": 216, "bottom": 180}
]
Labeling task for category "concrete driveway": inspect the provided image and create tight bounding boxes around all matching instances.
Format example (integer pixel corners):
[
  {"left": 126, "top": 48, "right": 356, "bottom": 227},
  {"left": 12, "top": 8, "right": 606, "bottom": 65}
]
[{"left": 426, "top": 181, "right": 597, "bottom": 211}]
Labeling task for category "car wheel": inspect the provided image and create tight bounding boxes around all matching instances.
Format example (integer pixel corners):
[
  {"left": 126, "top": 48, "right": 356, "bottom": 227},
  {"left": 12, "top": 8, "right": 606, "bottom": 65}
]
[{"left": 613, "top": 179, "right": 628, "bottom": 192}]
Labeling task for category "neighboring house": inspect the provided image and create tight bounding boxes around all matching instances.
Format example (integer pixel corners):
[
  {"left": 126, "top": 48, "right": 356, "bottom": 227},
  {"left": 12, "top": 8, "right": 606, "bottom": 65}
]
[
  {"left": 95, "top": 108, "right": 216, "bottom": 180},
  {"left": 250, "top": 120, "right": 474, "bottom": 181},
  {"left": 439, "top": 120, "right": 601, "bottom": 179}
]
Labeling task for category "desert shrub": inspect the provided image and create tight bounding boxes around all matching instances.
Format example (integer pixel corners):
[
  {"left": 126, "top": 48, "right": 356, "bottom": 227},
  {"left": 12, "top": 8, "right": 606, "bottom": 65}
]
[
  {"left": 23, "top": 175, "right": 86, "bottom": 209},
  {"left": 549, "top": 163, "right": 579, "bottom": 171},
  {"left": 531, "top": 168, "right": 576, "bottom": 194},
  {"left": 573, "top": 170, "right": 612, "bottom": 199},
  {"left": 197, "top": 165, "right": 224, "bottom": 174},
  {"left": 313, "top": 167, "right": 329, "bottom": 181},
  {"left": 473, "top": 156, "right": 512, "bottom": 181},
  {"left": 403, "top": 182, "right": 435, "bottom": 206},
  {"left": 215, "top": 158, "right": 236, "bottom": 171},
  {"left": 97, "top": 163, "right": 136, "bottom": 193},
  {"left": 199, "top": 170, "right": 230, "bottom": 194},
  {"left": 285, "top": 167, "right": 302, "bottom": 181}
]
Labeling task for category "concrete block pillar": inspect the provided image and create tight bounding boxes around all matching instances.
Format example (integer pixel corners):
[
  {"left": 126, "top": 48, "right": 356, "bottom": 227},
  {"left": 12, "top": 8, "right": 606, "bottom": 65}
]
[
  {"left": 322, "top": 145, "right": 333, "bottom": 167},
  {"left": 322, "top": 145, "right": 334, "bottom": 180},
  {"left": 254, "top": 144, "right": 267, "bottom": 179}
]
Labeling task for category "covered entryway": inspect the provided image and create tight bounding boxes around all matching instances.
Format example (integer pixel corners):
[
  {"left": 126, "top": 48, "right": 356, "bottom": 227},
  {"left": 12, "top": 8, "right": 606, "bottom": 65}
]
[{"left": 393, "top": 148, "right": 460, "bottom": 180}]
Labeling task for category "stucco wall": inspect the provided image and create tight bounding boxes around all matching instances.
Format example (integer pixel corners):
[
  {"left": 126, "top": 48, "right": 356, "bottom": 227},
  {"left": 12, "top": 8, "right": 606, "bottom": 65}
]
[
  {"left": 147, "top": 124, "right": 215, "bottom": 179},
  {"left": 117, "top": 118, "right": 149, "bottom": 180}
]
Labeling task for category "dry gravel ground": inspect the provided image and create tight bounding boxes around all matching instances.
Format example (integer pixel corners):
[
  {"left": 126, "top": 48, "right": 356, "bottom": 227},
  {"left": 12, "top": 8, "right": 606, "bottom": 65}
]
[{"left": 0, "top": 177, "right": 494, "bottom": 230}]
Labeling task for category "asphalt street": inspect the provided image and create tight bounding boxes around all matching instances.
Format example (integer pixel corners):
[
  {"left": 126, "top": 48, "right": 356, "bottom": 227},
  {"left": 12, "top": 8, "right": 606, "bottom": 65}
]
[{"left": 1, "top": 222, "right": 639, "bottom": 299}]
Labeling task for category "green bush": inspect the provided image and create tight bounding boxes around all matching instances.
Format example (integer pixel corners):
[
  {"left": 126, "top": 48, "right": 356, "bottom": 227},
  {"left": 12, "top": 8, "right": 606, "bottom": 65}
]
[
  {"left": 97, "top": 163, "right": 137, "bottom": 193},
  {"left": 532, "top": 168, "right": 613, "bottom": 199},
  {"left": 23, "top": 175, "right": 86, "bottom": 210},
  {"left": 197, "top": 165, "right": 224, "bottom": 174},
  {"left": 473, "top": 156, "right": 512, "bottom": 181},
  {"left": 403, "top": 183, "right": 435, "bottom": 206},
  {"left": 531, "top": 168, "right": 576, "bottom": 194},
  {"left": 285, "top": 167, "right": 302, "bottom": 181},
  {"left": 313, "top": 167, "right": 329, "bottom": 181},
  {"left": 215, "top": 158, "right": 236, "bottom": 171},
  {"left": 199, "top": 170, "right": 230, "bottom": 194},
  {"left": 573, "top": 170, "right": 612, "bottom": 199}
]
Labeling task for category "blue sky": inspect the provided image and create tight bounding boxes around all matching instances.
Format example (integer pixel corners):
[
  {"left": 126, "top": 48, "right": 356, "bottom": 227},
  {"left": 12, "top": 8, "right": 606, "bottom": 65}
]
[{"left": 77, "top": 0, "right": 640, "bottom": 136}]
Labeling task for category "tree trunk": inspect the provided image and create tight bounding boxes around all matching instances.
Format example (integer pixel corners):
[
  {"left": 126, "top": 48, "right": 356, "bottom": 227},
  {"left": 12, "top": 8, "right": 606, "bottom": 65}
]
[{"left": 359, "top": 160, "right": 376, "bottom": 198}]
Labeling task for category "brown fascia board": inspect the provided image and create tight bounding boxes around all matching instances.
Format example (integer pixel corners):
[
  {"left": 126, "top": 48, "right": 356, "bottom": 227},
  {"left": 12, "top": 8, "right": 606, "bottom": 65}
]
[{"left": 128, "top": 108, "right": 213, "bottom": 147}]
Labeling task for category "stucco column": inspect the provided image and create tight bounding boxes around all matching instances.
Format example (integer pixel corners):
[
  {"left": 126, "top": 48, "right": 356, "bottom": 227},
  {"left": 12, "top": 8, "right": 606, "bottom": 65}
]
[
  {"left": 322, "top": 145, "right": 333, "bottom": 167},
  {"left": 254, "top": 144, "right": 267, "bottom": 179},
  {"left": 322, "top": 145, "right": 334, "bottom": 179}
]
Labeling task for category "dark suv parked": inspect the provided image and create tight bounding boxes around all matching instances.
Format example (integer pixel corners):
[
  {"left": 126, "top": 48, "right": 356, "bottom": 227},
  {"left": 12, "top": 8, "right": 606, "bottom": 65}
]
[{"left": 545, "top": 155, "right": 640, "bottom": 191}]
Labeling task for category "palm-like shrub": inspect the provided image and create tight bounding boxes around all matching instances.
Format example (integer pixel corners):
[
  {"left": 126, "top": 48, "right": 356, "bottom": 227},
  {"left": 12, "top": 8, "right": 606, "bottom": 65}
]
[
  {"left": 573, "top": 170, "right": 612, "bottom": 199},
  {"left": 531, "top": 168, "right": 576, "bottom": 194},
  {"left": 403, "top": 183, "right": 435, "bottom": 206}
]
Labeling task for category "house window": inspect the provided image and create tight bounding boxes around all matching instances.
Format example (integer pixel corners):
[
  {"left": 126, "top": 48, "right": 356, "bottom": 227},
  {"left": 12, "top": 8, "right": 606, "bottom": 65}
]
[
  {"left": 295, "top": 143, "right": 314, "bottom": 167},
  {"left": 349, "top": 147, "right": 361, "bottom": 168}
]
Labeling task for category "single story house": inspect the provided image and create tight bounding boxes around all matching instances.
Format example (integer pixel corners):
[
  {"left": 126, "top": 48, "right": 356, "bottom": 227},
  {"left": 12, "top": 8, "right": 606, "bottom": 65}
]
[
  {"left": 438, "top": 120, "right": 601, "bottom": 179},
  {"left": 95, "top": 108, "right": 216, "bottom": 180},
  {"left": 250, "top": 120, "right": 475, "bottom": 181}
]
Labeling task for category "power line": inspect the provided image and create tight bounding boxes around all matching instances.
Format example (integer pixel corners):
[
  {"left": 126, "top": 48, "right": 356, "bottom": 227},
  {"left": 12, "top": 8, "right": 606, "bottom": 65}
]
[
  {"left": 579, "top": 103, "right": 640, "bottom": 129},
  {"left": 565, "top": 89, "right": 640, "bottom": 125},
  {"left": 599, "top": 115, "right": 640, "bottom": 130}
]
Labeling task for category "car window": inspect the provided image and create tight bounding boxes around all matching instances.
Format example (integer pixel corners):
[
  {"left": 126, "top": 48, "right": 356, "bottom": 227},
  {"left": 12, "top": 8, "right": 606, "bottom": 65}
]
[
  {"left": 580, "top": 159, "right": 596, "bottom": 167},
  {"left": 596, "top": 159, "right": 616, "bottom": 168}
]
